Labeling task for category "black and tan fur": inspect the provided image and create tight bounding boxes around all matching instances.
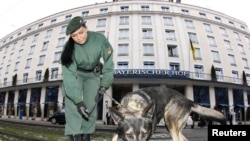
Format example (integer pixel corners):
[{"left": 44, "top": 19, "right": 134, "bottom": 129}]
[{"left": 109, "top": 86, "right": 226, "bottom": 141}]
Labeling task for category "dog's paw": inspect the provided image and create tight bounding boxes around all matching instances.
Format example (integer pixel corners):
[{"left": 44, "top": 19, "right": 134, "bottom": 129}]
[{"left": 111, "top": 134, "right": 118, "bottom": 141}]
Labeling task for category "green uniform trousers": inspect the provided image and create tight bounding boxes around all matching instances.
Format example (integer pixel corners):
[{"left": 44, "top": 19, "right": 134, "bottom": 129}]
[{"left": 64, "top": 71, "right": 100, "bottom": 135}]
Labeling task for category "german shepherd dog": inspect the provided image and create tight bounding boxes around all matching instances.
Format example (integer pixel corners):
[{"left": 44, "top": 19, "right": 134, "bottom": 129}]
[{"left": 109, "top": 86, "right": 226, "bottom": 141}]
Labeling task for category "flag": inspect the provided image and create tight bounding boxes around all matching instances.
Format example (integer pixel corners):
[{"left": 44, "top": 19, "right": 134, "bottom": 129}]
[{"left": 190, "top": 39, "right": 197, "bottom": 61}]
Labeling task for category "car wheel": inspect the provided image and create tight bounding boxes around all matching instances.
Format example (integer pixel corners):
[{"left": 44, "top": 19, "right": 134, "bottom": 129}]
[{"left": 51, "top": 118, "right": 57, "bottom": 124}]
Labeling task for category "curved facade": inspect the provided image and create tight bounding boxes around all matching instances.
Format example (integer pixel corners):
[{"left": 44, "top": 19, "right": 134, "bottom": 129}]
[{"left": 0, "top": 0, "right": 250, "bottom": 123}]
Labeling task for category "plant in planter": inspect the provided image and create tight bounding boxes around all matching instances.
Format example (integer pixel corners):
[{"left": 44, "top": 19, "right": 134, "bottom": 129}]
[
  {"left": 43, "top": 68, "right": 49, "bottom": 82},
  {"left": 211, "top": 65, "right": 217, "bottom": 81},
  {"left": 12, "top": 74, "right": 17, "bottom": 86},
  {"left": 242, "top": 70, "right": 247, "bottom": 85}
]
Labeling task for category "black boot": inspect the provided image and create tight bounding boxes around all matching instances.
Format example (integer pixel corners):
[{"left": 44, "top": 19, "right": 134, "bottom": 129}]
[
  {"left": 81, "top": 134, "right": 90, "bottom": 141},
  {"left": 69, "top": 135, "right": 82, "bottom": 141}
]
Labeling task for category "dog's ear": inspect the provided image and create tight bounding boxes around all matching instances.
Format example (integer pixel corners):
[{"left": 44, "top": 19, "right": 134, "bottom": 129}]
[
  {"left": 142, "top": 101, "right": 155, "bottom": 119},
  {"left": 109, "top": 107, "right": 124, "bottom": 124}
]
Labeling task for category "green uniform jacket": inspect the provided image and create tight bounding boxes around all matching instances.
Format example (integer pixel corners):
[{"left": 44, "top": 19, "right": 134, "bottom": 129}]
[{"left": 62, "top": 31, "right": 114, "bottom": 104}]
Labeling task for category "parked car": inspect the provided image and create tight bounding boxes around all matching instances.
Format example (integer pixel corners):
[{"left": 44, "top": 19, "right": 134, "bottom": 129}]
[
  {"left": 185, "top": 115, "right": 194, "bottom": 128},
  {"left": 47, "top": 109, "right": 66, "bottom": 124},
  {"left": 157, "top": 115, "right": 194, "bottom": 128}
]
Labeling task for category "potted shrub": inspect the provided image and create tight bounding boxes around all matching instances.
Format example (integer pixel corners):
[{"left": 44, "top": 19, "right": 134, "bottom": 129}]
[
  {"left": 43, "top": 68, "right": 49, "bottom": 82},
  {"left": 211, "top": 65, "right": 217, "bottom": 81}
]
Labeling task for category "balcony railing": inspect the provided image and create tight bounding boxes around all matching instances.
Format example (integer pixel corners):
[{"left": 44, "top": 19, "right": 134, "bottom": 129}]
[{"left": 0, "top": 71, "right": 249, "bottom": 88}]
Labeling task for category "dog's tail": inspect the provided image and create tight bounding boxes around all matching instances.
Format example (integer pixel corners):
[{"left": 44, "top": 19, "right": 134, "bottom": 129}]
[{"left": 191, "top": 103, "right": 227, "bottom": 125}]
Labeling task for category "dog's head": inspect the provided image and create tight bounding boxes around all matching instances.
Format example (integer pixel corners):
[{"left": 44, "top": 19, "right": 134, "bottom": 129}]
[{"left": 109, "top": 102, "right": 155, "bottom": 141}]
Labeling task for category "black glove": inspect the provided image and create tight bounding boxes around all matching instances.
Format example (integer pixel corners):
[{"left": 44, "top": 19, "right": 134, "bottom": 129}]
[
  {"left": 96, "top": 86, "right": 108, "bottom": 103},
  {"left": 76, "top": 101, "right": 89, "bottom": 120},
  {"left": 98, "top": 86, "right": 107, "bottom": 95}
]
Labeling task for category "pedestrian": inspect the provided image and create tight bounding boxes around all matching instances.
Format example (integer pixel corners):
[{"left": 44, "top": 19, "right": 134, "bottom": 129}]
[{"left": 60, "top": 16, "right": 114, "bottom": 141}]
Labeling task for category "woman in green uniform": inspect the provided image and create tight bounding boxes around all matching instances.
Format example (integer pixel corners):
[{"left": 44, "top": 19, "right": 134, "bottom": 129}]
[{"left": 60, "top": 16, "right": 114, "bottom": 141}]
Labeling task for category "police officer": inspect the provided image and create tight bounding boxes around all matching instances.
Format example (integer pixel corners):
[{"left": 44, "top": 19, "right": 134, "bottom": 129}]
[{"left": 61, "top": 16, "right": 114, "bottom": 141}]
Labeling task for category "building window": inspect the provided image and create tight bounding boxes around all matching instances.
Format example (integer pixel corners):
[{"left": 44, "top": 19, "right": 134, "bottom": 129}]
[
  {"left": 38, "top": 23, "right": 43, "bottom": 29},
  {"left": 199, "top": 12, "right": 207, "bottom": 18},
  {"left": 97, "top": 18, "right": 106, "bottom": 27},
  {"left": 144, "top": 61, "right": 155, "bottom": 69},
  {"left": 12, "top": 42, "right": 17, "bottom": 50},
  {"left": 185, "top": 20, "right": 195, "bottom": 29},
  {"left": 163, "top": 17, "right": 173, "bottom": 26},
  {"left": 57, "top": 37, "right": 65, "bottom": 47},
  {"left": 82, "top": 11, "right": 89, "bottom": 17},
  {"left": 29, "top": 45, "right": 36, "bottom": 55},
  {"left": 45, "top": 29, "right": 53, "bottom": 38},
  {"left": 211, "top": 51, "right": 220, "bottom": 63},
  {"left": 165, "top": 30, "right": 176, "bottom": 41},
  {"left": 54, "top": 52, "right": 62, "bottom": 63},
  {"left": 224, "top": 40, "right": 232, "bottom": 51},
  {"left": 5, "top": 65, "right": 10, "bottom": 74},
  {"left": 119, "top": 29, "right": 129, "bottom": 39},
  {"left": 188, "top": 32, "right": 199, "bottom": 44},
  {"left": 26, "top": 28, "right": 31, "bottom": 33},
  {"left": 1, "top": 56, "right": 5, "bottom": 64},
  {"left": 14, "top": 62, "right": 19, "bottom": 71},
  {"left": 21, "top": 38, "right": 27, "bottom": 46},
  {"left": 117, "top": 62, "right": 128, "bottom": 69},
  {"left": 232, "top": 70, "right": 239, "bottom": 83},
  {"left": 207, "top": 36, "right": 217, "bottom": 47},
  {"left": 51, "top": 68, "right": 59, "bottom": 79},
  {"left": 215, "top": 16, "right": 221, "bottom": 22},
  {"left": 42, "top": 41, "right": 49, "bottom": 51},
  {"left": 100, "top": 8, "right": 108, "bottom": 14},
  {"left": 23, "top": 73, "right": 28, "bottom": 83},
  {"left": 161, "top": 6, "right": 169, "bottom": 12},
  {"left": 238, "top": 44, "right": 245, "bottom": 54},
  {"left": 141, "top": 5, "right": 149, "bottom": 11},
  {"left": 143, "top": 44, "right": 154, "bottom": 56},
  {"left": 120, "top": 6, "right": 129, "bottom": 11},
  {"left": 242, "top": 58, "right": 249, "bottom": 69},
  {"left": 167, "top": 45, "right": 178, "bottom": 57},
  {"left": 228, "top": 54, "right": 236, "bottom": 66},
  {"left": 3, "top": 78, "right": 7, "bottom": 86},
  {"left": 142, "top": 28, "right": 153, "bottom": 39},
  {"left": 142, "top": 16, "right": 152, "bottom": 25},
  {"left": 36, "top": 70, "right": 42, "bottom": 81},
  {"left": 219, "top": 27, "right": 228, "bottom": 37},
  {"left": 9, "top": 53, "right": 13, "bottom": 61},
  {"left": 181, "top": 9, "right": 189, "bottom": 14},
  {"left": 51, "top": 19, "right": 57, "bottom": 25},
  {"left": 65, "top": 14, "right": 72, "bottom": 21},
  {"left": 32, "top": 34, "right": 39, "bottom": 42},
  {"left": 234, "top": 32, "right": 241, "bottom": 41},
  {"left": 118, "top": 44, "right": 129, "bottom": 56},
  {"left": 169, "top": 63, "right": 179, "bottom": 71},
  {"left": 194, "top": 65, "right": 204, "bottom": 78},
  {"left": 229, "top": 21, "right": 235, "bottom": 27},
  {"left": 38, "top": 55, "right": 45, "bottom": 66},
  {"left": 203, "top": 23, "right": 212, "bottom": 33},
  {"left": 25, "top": 58, "right": 32, "bottom": 69},
  {"left": 194, "top": 48, "right": 202, "bottom": 60},
  {"left": 119, "top": 16, "right": 129, "bottom": 25},
  {"left": 245, "top": 36, "right": 250, "bottom": 44},
  {"left": 215, "top": 68, "right": 223, "bottom": 81},
  {"left": 60, "top": 25, "right": 67, "bottom": 34}
]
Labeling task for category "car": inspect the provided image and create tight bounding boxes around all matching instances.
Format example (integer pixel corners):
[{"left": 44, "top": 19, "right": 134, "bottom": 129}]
[
  {"left": 47, "top": 109, "right": 66, "bottom": 124},
  {"left": 157, "top": 115, "right": 194, "bottom": 128},
  {"left": 185, "top": 115, "right": 194, "bottom": 128}
]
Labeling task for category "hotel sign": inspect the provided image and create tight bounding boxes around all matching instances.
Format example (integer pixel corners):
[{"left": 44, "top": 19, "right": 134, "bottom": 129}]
[{"left": 114, "top": 69, "right": 190, "bottom": 78}]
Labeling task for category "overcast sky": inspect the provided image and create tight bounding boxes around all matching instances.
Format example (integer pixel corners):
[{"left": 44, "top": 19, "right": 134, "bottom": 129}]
[{"left": 0, "top": 0, "right": 249, "bottom": 39}]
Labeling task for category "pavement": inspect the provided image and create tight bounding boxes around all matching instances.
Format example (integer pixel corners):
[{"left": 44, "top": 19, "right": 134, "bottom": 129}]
[{"left": 0, "top": 118, "right": 208, "bottom": 141}]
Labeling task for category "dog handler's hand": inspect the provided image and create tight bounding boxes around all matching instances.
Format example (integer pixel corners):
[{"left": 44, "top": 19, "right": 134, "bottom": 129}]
[{"left": 76, "top": 101, "right": 89, "bottom": 120}]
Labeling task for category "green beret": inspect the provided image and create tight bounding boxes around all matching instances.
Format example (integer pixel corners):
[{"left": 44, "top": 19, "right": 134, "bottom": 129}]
[{"left": 66, "top": 16, "right": 86, "bottom": 35}]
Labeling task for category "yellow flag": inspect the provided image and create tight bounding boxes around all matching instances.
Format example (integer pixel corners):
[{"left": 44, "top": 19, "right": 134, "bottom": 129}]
[{"left": 190, "top": 39, "right": 197, "bottom": 60}]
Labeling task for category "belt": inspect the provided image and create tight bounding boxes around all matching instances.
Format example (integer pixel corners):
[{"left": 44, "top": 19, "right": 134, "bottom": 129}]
[{"left": 77, "top": 68, "right": 94, "bottom": 73}]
